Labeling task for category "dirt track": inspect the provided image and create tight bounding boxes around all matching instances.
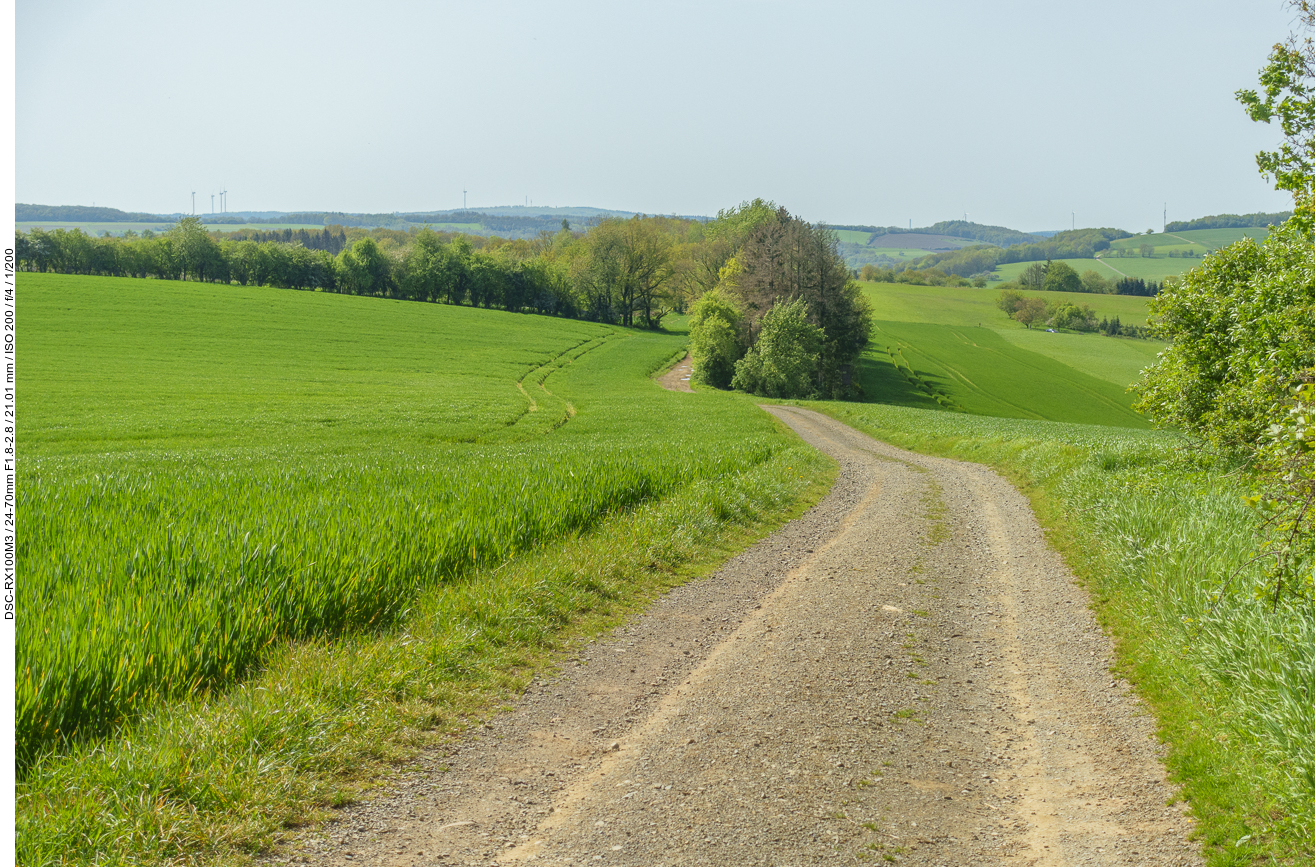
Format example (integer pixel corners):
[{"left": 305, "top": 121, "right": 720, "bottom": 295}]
[
  {"left": 656, "top": 353, "right": 693, "bottom": 393},
  {"left": 285, "top": 407, "right": 1200, "bottom": 867}
]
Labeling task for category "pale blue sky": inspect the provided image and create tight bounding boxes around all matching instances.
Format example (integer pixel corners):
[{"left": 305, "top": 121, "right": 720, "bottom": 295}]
[{"left": 15, "top": 0, "right": 1302, "bottom": 232}]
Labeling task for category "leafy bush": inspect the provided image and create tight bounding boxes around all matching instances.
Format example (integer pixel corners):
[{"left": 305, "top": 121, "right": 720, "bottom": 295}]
[
  {"left": 731, "top": 297, "right": 823, "bottom": 398},
  {"left": 1049, "top": 301, "right": 1097, "bottom": 332},
  {"left": 1136, "top": 222, "right": 1315, "bottom": 449},
  {"left": 1043, "top": 260, "right": 1081, "bottom": 293},
  {"left": 688, "top": 287, "right": 746, "bottom": 387}
]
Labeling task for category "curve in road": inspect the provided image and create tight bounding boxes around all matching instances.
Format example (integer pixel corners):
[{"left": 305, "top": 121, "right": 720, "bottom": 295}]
[{"left": 290, "top": 407, "right": 1199, "bottom": 867}]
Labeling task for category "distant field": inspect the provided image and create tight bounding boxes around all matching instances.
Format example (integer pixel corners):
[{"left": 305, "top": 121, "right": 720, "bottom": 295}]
[
  {"left": 1168, "top": 227, "right": 1269, "bottom": 249},
  {"left": 1087, "top": 256, "right": 1197, "bottom": 282},
  {"left": 410, "top": 221, "right": 484, "bottom": 233},
  {"left": 996, "top": 328, "right": 1163, "bottom": 388},
  {"left": 869, "top": 232, "right": 982, "bottom": 251},
  {"left": 1108, "top": 232, "right": 1207, "bottom": 252},
  {"left": 858, "top": 279, "right": 1153, "bottom": 328},
  {"left": 993, "top": 256, "right": 1192, "bottom": 283},
  {"left": 1108, "top": 228, "right": 1269, "bottom": 252},
  {"left": 860, "top": 320, "right": 1147, "bottom": 427},
  {"left": 831, "top": 229, "right": 873, "bottom": 244},
  {"left": 855, "top": 279, "right": 1162, "bottom": 392},
  {"left": 205, "top": 223, "right": 341, "bottom": 233},
  {"left": 868, "top": 246, "right": 938, "bottom": 261}
]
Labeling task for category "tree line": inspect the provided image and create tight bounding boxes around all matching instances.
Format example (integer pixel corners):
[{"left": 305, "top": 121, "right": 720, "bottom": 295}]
[
  {"left": 218, "top": 226, "right": 350, "bottom": 254},
  {"left": 858, "top": 263, "right": 978, "bottom": 287},
  {"left": 996, "top": 289, "right": 1152, "bottom": 337},
  {"left": 1164, "top": 211, "right": 1292, "bottom": 232},
  {"left": 15, "top": 203, "right": 873, "bottom": 387},
  {"left": 16, "top": 203, "right": 171, "bottom": 222},
  {"left": 830, "top": 219, "right": 1043, "bottom": 248},
  {"left": 16, "top": 215, "right": 699, "bottom": 326}
]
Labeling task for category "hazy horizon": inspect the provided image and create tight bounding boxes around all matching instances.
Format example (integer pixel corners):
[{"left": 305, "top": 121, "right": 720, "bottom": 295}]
[{"left": 17, "top": 0, "right": 1301, "bottom": 233}]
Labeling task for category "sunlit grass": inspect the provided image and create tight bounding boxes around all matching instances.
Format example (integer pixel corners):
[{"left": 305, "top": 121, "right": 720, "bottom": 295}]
[{"left": 17, "top": 274, "right": 812, "bottom": 768}]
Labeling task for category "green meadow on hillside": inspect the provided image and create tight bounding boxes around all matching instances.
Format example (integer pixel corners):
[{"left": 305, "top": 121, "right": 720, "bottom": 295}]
[
  {"left": 853, "top": 279, "right": 1158, "bottom": 419},
  {"left": 18, "top": 272, "right": 827, "bottom": 773},
  {"left": 993, "top": 255, "right": 1191, "bottom": 283},
  {"left": 860, "top": 321, "right": 1148, "bottom": 426},
  {"left": 997, "top": 327, "right": 1163, "bottom": 387},
  {"left": 1110, "top": 227, "right": 1268, "bottom": 253},
  {"left": 1170, "top": 226, "right": 1269, "bottom": 249},
  {"left": 831, "top": 228, "right": 873, "bottom": 244},
  {"left": 858, "top": 279, "right": 1152, "bottom": 328}
]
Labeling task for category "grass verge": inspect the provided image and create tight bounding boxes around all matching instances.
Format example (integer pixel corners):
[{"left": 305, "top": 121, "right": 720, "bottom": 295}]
[{"left": 17, "top": 435, "right": 834, "bottom": 866}]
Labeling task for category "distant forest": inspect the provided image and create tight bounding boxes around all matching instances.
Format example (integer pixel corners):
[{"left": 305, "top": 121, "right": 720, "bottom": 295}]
[
  {"left": 16, "top": 203, "right": 173, "bottom": 222},
  {"left": 221, "top": 226, "right": 350, "bottom": 255},
  {"left": 1164, "top": 211, "right": 1292, "bottom": 231},
  {"left": 896, "top": 227, "right": 1133, "bottom": 278},
  {"left": 830, "top": 220, "right": 1042, "bottom": 248}
]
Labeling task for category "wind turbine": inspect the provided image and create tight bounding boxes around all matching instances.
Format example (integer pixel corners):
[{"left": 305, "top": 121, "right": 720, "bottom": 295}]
[{"left": 191, "top": 191, "right": 196, "bottom": 215}]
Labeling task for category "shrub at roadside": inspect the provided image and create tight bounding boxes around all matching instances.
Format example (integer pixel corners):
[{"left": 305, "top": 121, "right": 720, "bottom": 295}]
[
  {"left": 731, "top": 297, "right": 823, "bottom": 399},
  {"left": 688, "top": 287, "right": 746, "bottom": 388}
]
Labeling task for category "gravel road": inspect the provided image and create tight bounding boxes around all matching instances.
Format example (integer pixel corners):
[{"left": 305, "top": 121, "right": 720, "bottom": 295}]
[{"left": 283, "top": 406, "right": 1200, "bottom": 867}]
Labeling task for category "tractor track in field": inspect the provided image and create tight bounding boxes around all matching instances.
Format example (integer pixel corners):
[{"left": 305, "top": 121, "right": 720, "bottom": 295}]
[{"left": 282, "top": 407, "right": 1200, "bottom": 867}]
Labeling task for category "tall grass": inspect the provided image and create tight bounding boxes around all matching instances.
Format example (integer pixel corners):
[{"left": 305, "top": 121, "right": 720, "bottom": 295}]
[
  {"left": 817, "top": 401, "right": 1315, "bottom": 863},
  {"left": 18, "top": 429, "right": 829, "bottom": 867},
  {"left": 19, "top": 435, "right": 770, "bottom": 762},
  {"left": 17, "top": 274, "right": 791, "bottom": 768}
]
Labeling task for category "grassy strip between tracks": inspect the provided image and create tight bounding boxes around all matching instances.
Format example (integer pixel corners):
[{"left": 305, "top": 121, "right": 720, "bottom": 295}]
[
  {"left": 808, "top": 401, "right": 1315, "bottom": 867},
  {"left": 17, "top": 425, "right": 834, "bottom": 866}
]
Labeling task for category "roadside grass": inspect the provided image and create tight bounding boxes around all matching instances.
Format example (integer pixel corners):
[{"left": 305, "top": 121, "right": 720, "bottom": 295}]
[
  {"left": 18, "top": 273, "right": 834, "bottom": 864},
  {"left": 861, "top": 321, "right": 1148, "bottom": 427},
  {"left": 19, "top": 431, "right": 832, "bottom": 866},
  {"left": 808, "top": 401, "right": 1315, "bottom": 865}
]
